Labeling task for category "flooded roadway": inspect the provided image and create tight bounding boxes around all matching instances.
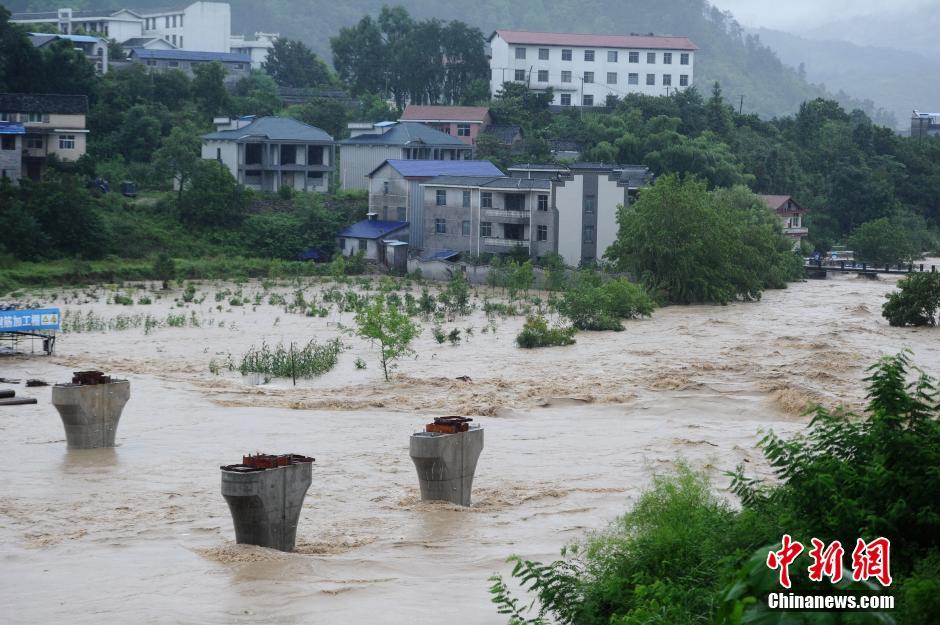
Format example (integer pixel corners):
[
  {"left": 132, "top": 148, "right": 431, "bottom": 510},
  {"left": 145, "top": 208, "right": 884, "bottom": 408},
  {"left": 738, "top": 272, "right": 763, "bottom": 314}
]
[{"left": 1, "top": 270, "right": 937, "bottom": 624}]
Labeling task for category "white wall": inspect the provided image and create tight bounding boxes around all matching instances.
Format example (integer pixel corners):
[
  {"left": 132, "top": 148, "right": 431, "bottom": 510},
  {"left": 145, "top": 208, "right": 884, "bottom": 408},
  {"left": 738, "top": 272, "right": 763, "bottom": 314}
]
[
  {"left": 200, "top": 139, "right": 238, "bottom": 177},
  {"left": 143, "top": 1, "right": 230, "bottom": 51},
  {"left": 596, "top": 178, "right": 623, "bottom": 261},
  {"left": 489, "top": 33, "right": 695, "bottom": 105},
  {"left": 555, "top": 175, "right": 584, "bottom": 266}
]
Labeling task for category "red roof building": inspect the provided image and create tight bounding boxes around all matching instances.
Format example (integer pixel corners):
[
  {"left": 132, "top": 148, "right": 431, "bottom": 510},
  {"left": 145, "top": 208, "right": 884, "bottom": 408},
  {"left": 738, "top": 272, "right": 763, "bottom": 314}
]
[
  {"left": 400, "top": 106, "right": 492, "bottom": 146},
  {"left": 760, "top": 195, "right": 809, "bottom": 242}
]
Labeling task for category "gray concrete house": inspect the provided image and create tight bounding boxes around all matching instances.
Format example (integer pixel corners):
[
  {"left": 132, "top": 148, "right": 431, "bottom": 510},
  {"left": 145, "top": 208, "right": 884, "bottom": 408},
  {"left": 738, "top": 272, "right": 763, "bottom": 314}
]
[
  {"left": 367, "top": 159, "right": 505, "bottom": 252},
  {"left": 420, "top": 175, "right": 554, "bottom": 260},
  {"left": 337, "top": 218, "right": 410, "bottom": 269},
  {"left": 201, "top": 116, "right": 334, "bottom": 193},
  {"left": 339, "top": 121, "right": 473, "bottom": 190},
  {"left": 0, "top": 121, "right": 25, "bottom": 183},
  {"left": 509, "top": 162, "right": 654, "bottom": 266}
]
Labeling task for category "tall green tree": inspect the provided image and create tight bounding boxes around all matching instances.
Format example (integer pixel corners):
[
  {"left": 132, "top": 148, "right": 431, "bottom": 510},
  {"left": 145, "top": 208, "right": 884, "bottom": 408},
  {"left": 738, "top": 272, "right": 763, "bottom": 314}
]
[
  {"left": 179, "top": 160, "right": 248, "bottom": 228},
  {"left": 263, "top": 38, "right": 331, "bottom": 88},
  {"left": 153, "top": 122, "right": 203, "bottom": 208},
  {"left": 192, "top": 62, "right": 231, "bottom": 117}
]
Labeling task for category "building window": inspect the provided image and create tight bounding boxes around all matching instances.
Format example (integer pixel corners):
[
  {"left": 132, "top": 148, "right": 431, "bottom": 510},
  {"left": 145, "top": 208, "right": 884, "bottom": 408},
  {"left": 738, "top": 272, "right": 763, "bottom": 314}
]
[
  {"left": 0, "top": 113, "right": 8, "bottom": 121},
  {"left": 607, "top": 72, "right": 617, "bottom": 84},
  {"left": 397, "top": 206, "right": 406, "bottom": 221},
  {"left": 607, "top": 50, "right": 618, "bottom": 62},
  {"left": 338, "top": 238, "right": 345, "bottom": 249},
  {"left": 383, "top": 181, "right": 389, "bottom": 194},
  {"left": 146, "top": 59, "right": 157, "bottom": 66},
  {"left": 480, "top": 221, "right": 492, "bottom": 237},
  {"left": 462, "top": 190, "right": 471, "bottom": 207},
  {"left": 538, "top": 48, "right": 549, "bottom": 60},
  {"left": 561, "top": 48, "right": 572, "bottom": 61},
  {"left": 583, "top": 225, "right": 594, "bottom": 243},
  {"left": 628, "top": 73, "right": 638, "bottom": 85},
  {"left": 560, "top": 93, "right": 571, "bottom": 106},
  {"left": 646, "top": 73, "right": 655, "bottom": 85},
  {"left": 647, "top": 52, "right": 656, "bottom": 64},
  {"left": 584, "top": 49, "right": 595, "bottom": 62},
  {"left": 165, "top": 16, "right": 170, "bottom": 28},
  {"left": 457, "top": 123, "right": 471, "bottom": 136},
  {"left": 537, "top": 69, "right": 548, "bottom": 82},
  {"left": 584, "top": 195, "right": 595, "bottom": 214},
  {"left": 172, "top": 15, "right": 176, "bottom": 27},
  {"left": 481, "top": 191, "right": 492, "bottom": 208},
  {"left": 58, "top": 135, "right": 75, "bottom": 149},
  {"left": 537, "top": 225, "right": 548, "bottom": 241},
  {"left": 663, "top": 52, "right": 672, "bottom": 64},
  {"left": 0, "top": 136, "right": 14, "bottom": 150},
  {"left": 26, "top": 136, "right": 43, "bottom": 149},
  {"left": 629, "top": 51, "right": 639, "bottom": 63},
  {"left": 27, "top": 112, "right": 42, "bottom": 123},
  {"left": 435, "top": 218, "right": 447, "bottom": 234},
  {"left": 680, "top": 74, "right": 689, "bottom": 87},
  {"left": 171, "top": 34, "right": 176, "bottom": 46},
  {"left": 663, "top": 74, "right": 672, "bottom": 86},
  {"left": 537, "top": 194, "right": 548, "bottom": 211},
  {"left": 583, "top": 71, "right": 594, "bottom": 83},
  {"left": 515, "top": 47, "right": 526, "bottom": 60},
  {"left": 561, "top": 70, "right": 572, "bottom": 83},
  {"left": 234, "top": 63, "right": 244, "bottom": 70},
  {"left": 436, "top": 189, "right": 447, "bottom": 206},
  {"left": 179, "top": 36, "right": 183, "bottom": 47},
  {"left": 582, "top": 94, "right": 594, "bottom": 106},
  {"left": 358, "top": 239, "right": 367, "bottom": 251},
  {"left": 168, "top": 60, "right": 179, "bottom": 68},
  {"left": 680, "top": 53, "right": 689, "bottom": 65},
  {"left": 215, "top": 147, "right": 221, "bottom": 160},
  {"left": 179, "top": 14, "right": 183, "bottom": 27},
  {"left": 514, "top": 69, "right": 526, "bottom": 81},
  {"left": 462, "top": 220, "right": 471, "bottom": 236}
]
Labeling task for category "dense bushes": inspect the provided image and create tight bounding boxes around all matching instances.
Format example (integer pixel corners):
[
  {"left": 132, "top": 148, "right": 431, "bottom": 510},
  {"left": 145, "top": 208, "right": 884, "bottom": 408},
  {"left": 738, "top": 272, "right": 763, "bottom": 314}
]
[
  {"left": 557, "top": 274, "right": 655, "bottom": 331},
  {"left": 491, "top": 352, "right": 940, "bottom": 624},
  {"left": 882, "top": 272, "right": 940, "bottom": 327},
  {"left": 849, "top": 217, "right": 916, "bottom": 265},
  {"left": 515, "top": 315, "right": 576, "bottom": 348},
  {"left": 607, "top": 176, "right": 804, "bottom": 304}
]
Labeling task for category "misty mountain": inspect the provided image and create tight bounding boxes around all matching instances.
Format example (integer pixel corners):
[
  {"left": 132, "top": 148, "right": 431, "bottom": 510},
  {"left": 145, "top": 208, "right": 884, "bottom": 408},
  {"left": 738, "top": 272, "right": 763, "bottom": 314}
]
[
  {"left": 6, "top": 0, "right": 894, "bottom": 122},
  {"left": 806, "top": 8, "right": 940, "bottom": 61},
  {"left": 754, "top": 28, "right": 940, "bottom": 130}
]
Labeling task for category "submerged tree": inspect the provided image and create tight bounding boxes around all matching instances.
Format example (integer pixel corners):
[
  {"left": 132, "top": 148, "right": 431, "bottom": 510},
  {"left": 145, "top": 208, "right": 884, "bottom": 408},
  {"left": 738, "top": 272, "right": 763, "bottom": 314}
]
[{"left": 353, "top": 295, "right": 420, "bottom": 381}]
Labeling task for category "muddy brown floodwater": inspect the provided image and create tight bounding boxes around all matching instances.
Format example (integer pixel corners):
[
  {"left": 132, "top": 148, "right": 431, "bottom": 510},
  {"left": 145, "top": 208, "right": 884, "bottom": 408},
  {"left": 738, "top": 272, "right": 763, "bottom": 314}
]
[{"left": 1, "top": 269, "right": 938, "bottom": 624}]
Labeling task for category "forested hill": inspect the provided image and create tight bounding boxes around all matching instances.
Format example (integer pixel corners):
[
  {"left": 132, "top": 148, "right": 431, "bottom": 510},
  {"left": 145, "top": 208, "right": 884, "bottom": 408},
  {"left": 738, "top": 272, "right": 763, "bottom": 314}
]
[{"left": 5, "top": 0, "right": 891, "bottom": 123}]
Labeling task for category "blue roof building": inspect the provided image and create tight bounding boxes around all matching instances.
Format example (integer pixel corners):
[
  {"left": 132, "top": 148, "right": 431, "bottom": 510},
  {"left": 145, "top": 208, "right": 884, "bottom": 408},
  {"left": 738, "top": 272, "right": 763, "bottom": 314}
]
[
  {"left": 0, "top": 122, "right": 26, "bottom": 184},
  {"left": 337, "top": 218, "right": 410, "bottom": 265},
  {"left": 127, "top": 47, "right": 251, "bottom": 83},
  {"left": 339, "top": 121, "right": 474, "bottom": 191}
]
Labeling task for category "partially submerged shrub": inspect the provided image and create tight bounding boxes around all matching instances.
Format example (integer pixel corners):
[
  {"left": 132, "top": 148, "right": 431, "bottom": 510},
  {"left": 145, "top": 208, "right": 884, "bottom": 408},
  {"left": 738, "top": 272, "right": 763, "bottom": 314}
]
[
  {"left": 557, "top": 276, "right": 654, "bottom": 331},
  {"left": 882, "top": 272, "right": 940, "bottom": 327},
  {"left": 515, "top": 315, "right": 576, "bottom": 348},
  {"left": 239, "top": 338, "right": 343, "bottom": 379}
]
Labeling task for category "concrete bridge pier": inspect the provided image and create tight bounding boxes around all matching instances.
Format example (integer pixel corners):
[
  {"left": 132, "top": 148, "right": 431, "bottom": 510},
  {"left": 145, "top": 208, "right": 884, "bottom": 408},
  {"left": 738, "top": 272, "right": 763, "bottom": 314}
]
[
  {"left": 410, "top": 417, "right": 484, "bottom": 507},
  {"left": 221, "top": 454, "right": 314, "bottom": 552},
  {"left": 51, "top": 371, "right": 130, "bottom": 449}
]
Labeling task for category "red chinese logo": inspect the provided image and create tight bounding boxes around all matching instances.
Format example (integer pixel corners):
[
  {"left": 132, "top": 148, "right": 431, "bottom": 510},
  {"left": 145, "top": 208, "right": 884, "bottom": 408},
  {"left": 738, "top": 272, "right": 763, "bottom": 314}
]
[
  {"left": 766, "top": 534, "right": 804, "bottom": 588},
  {"left": 766, "top": 536, "right": 891, "bottom": 588},
  {"left": 851, "top": 537, "right": 892, "bottom": 587}
]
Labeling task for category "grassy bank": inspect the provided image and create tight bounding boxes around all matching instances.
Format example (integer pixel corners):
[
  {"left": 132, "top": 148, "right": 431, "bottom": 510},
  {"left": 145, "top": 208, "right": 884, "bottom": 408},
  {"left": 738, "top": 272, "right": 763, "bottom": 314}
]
[{"left": 0, "top": 256, "right": 335, "bottom": 296}]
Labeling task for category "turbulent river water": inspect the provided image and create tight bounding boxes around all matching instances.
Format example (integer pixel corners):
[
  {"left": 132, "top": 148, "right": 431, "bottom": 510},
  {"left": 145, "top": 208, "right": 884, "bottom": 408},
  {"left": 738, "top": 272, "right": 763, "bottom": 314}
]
[{"left": 1, "top": 269, "right": 938, "bottom": 624}]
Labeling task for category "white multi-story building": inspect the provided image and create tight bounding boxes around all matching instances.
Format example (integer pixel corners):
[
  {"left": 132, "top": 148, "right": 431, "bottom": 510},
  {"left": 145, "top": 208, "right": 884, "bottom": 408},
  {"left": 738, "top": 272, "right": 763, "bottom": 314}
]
[
  {"left": 13, "top": 2, "right": 239, "bottom": 54},
  {"left": 488, "top": 30, "right": 697, "bottom": 107}
]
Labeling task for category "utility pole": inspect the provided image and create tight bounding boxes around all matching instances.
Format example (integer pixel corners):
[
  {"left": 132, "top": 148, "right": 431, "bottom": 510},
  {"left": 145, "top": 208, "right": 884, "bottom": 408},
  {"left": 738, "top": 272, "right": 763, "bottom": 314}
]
[{"left": 739, "top": 94, "right": 744, "bottom": 115}]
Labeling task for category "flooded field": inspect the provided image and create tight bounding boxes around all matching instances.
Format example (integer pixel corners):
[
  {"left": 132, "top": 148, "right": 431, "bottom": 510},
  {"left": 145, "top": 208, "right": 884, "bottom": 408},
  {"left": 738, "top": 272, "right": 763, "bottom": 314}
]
[{"left": 1, "top": 270, "right": 937, "bottom": 624}]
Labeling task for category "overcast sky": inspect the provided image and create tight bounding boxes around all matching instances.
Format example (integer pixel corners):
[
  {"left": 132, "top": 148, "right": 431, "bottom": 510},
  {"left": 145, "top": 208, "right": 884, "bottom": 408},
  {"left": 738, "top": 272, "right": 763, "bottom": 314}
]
[{"left": 713, "top": 0, "right": 939, "bottom": 29}]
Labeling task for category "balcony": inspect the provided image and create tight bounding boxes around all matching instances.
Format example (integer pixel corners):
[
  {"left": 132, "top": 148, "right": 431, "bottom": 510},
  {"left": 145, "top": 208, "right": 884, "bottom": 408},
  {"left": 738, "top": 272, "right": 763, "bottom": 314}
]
[
  {"left": 784, "top": 227, "right": 808, "bottom": 237},
  {"left": 483, "top": 208, "right": 529, "bottom": 222}
]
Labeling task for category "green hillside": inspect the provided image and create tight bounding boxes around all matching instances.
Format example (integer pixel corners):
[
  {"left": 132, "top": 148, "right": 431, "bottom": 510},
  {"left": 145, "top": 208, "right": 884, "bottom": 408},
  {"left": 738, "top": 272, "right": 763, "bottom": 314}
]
[{"left": 5, "top": 0, "right": 890, "bottom": 122}]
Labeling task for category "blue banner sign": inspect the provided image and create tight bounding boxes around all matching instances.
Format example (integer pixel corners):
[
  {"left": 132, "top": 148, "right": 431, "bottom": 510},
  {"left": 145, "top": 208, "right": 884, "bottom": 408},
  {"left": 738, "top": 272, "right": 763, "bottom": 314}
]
[{"left": 0, "top": 308, "right": 61, "bottom": 332}]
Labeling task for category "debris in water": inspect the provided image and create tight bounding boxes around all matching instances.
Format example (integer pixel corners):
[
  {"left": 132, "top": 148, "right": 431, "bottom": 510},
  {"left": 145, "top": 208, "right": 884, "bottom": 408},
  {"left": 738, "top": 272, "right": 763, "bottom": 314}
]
[{"left": 26, "top": 379, "right": 49, "bottom": 387}]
